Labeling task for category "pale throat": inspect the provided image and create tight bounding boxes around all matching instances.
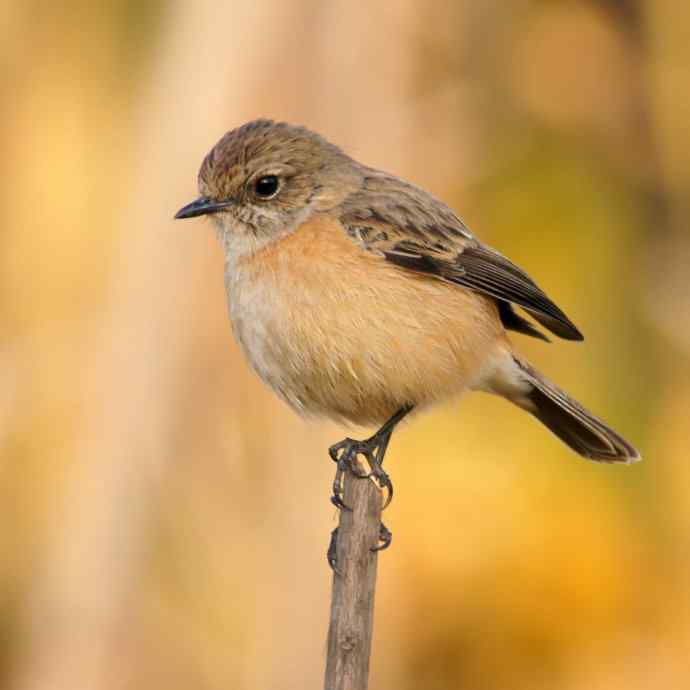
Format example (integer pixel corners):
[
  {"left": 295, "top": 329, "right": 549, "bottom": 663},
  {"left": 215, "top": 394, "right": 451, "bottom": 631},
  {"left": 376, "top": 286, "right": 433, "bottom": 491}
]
[{"left": 214, "top": 202, "right": 316, "bottom": 267}]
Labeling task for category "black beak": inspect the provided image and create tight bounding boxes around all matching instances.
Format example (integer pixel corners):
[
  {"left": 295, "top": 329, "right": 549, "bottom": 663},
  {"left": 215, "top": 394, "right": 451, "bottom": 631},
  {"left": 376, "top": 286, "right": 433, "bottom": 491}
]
[{"left": 174, "top": 197, "right": 233, "bottom": 219}]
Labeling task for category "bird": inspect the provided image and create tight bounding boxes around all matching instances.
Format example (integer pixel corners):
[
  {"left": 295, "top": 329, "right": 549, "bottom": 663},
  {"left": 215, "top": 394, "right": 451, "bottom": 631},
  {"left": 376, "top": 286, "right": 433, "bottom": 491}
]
[{"left": 175, "top": 119, "right": 640, "bottom": 555}]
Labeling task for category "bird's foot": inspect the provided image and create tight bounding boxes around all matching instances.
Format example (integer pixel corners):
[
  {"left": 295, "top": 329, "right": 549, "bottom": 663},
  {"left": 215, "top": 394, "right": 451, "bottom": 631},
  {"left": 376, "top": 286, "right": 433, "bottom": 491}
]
[
  {"left": 371, "top": 522, "right": 392, "bottom": 552},
  {"left": 328, "top": 433, "right": 394, "bottom": 511},
  {"left": 325, "top": 406, "right": 412, "bottom": 570},
  {"left": 326, "top": 523, "right": 393, "bottom": 572}
]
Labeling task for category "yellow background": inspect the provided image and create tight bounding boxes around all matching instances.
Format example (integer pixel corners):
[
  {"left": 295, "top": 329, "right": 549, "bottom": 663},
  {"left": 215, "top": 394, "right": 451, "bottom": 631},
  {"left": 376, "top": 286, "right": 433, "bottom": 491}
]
[{"left": 2, "top": 2, "right": 688, "bottom": 688}]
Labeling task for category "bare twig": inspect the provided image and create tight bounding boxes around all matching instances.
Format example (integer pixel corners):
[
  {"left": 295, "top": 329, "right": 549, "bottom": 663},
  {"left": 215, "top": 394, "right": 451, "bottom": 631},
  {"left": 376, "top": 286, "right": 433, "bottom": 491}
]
[{"left": 324, "top": 470, "right": 383, "bottom": 690}]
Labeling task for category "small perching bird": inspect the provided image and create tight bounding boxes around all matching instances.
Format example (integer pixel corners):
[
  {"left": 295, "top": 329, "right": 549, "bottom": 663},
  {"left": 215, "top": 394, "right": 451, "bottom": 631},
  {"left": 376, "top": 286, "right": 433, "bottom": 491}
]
[{"left": 175, "top": 119, "right": 640, "bottom": 553}]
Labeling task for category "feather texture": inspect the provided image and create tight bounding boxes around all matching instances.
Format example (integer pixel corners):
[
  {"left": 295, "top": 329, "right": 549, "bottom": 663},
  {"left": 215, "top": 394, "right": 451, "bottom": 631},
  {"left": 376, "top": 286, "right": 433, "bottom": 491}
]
[
  {"left": 178, "top": 119, "right": 638, "bottom": 461},
  {"left": 339, "top": 171, "right": 583, "bottom": 341}
]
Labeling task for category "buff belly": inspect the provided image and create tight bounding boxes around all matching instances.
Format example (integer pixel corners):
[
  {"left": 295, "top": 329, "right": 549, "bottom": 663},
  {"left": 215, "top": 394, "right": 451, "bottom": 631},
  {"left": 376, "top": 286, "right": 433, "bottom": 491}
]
[{"left": 224, "top": 215, "right": 506, "bottom": 426}]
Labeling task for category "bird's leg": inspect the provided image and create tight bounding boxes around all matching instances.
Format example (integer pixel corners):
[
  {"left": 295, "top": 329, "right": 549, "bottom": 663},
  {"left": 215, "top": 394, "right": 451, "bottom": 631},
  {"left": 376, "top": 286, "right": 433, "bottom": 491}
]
[
  {"left": 326, "top": 406, "right": 413, "bottom": 570},
  {"left": 328, "top": 404, "right": 413, "bottom": 511}
]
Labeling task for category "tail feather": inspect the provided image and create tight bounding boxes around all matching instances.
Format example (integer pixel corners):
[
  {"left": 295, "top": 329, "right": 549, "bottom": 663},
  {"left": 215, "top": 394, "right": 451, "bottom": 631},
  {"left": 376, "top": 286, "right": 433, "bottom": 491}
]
[{"left": 513, "top": 356, "right": 640, "bottom": 463}]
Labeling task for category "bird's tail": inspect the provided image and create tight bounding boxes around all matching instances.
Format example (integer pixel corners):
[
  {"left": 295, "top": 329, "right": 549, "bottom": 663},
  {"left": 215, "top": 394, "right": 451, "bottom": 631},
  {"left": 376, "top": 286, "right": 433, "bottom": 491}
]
[{"left": 511, "top": 355, "right": 640, "bottom": 463}]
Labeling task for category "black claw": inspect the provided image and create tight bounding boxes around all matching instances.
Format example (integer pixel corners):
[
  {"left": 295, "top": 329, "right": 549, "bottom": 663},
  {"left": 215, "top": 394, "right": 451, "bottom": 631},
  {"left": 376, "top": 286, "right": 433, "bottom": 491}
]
[
  {"left": 330, "top": 492, "right": 351, "bottom": 511},
  {"left": 375, "top": 468, "right": 394, "bottom": 510},
  {"left": 328, "top": 438, "right": 372, "bottom": 512},
  {"left": 327, "top": 527, "right": 341, "bottom": 574},
  {"left": 371, "top": 522, "right": 393, "bottom": 552}
]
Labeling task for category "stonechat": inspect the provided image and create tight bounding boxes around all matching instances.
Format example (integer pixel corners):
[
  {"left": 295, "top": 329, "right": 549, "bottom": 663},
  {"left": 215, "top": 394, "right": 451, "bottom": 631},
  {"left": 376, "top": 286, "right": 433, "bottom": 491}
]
[{"left": 175, "top": 119, "right": 639, "bottom": 547}]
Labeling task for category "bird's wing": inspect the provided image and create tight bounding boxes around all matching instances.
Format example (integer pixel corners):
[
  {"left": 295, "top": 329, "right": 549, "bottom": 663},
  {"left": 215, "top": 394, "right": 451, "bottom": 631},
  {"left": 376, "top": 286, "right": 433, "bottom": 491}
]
[{"left": 338, "top": 172, "right": 583, "bottom": 341}]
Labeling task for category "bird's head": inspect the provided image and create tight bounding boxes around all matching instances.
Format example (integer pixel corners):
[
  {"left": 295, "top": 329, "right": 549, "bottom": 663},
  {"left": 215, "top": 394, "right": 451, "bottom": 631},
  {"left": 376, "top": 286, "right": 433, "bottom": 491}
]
[{"left": 175, "top": 119, "right": 362, "bottom": 251}]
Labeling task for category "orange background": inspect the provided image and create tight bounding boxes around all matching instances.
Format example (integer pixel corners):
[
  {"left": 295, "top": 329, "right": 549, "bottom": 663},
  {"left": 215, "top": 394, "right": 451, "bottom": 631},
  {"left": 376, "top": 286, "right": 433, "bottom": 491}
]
[{"left": 2, "top": 2, "right": 689, "bottom": 689}]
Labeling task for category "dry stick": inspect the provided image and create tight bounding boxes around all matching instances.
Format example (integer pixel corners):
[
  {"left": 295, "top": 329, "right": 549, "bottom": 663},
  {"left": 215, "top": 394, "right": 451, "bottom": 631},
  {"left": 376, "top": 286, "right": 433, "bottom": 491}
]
[{"left": 324, "top": 468, "right": 384, "bottom": 690}]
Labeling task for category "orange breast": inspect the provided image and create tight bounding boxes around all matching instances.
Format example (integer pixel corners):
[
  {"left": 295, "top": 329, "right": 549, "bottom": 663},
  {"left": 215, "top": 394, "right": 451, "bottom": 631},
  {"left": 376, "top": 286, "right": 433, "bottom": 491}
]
[{"left": 230, "top": 214, "right": 505, "bottom": 426}]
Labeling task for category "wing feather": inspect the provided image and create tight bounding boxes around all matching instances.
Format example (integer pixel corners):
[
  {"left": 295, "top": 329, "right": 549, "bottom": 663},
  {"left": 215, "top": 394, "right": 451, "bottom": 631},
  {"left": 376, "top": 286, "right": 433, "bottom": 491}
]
[{"left": 339, "top": 172, "right": 583, "bottom": 341}]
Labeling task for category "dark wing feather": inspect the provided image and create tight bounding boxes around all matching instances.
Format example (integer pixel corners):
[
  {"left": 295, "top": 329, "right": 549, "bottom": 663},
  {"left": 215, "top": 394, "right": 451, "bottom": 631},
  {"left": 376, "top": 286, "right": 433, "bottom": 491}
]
[
  {"left": 497, "top": 302, "right": 550, "bottom": 342},
  {"left": 446, "top": 244, "right": 583, "bottom": 340},
  {"left": 339, "top": 171, "right": 583, "bottom": 341}
]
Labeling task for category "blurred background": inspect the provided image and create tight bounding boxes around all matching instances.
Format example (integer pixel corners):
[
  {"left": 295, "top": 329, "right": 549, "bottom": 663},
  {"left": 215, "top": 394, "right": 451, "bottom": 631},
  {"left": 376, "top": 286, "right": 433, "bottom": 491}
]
[{"left": 1, "top": 1, "right": 689, "bottom": 688}]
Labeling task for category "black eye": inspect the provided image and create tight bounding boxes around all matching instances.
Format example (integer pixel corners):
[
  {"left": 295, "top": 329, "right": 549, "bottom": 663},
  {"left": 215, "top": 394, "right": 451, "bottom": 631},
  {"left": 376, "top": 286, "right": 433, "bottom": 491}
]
[{"left": 254, "top": 175, "right": 279, "bottom": 198}]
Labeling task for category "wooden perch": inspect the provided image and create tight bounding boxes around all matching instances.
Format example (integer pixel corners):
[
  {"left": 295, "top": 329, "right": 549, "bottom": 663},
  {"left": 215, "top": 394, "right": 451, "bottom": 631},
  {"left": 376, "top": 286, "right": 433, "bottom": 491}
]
[{"left": 324, "top": 469, "right": 384, "bottom": 690}]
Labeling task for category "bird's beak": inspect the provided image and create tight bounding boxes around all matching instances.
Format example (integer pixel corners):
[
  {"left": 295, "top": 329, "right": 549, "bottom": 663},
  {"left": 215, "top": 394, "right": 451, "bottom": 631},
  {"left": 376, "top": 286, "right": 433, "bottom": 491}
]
[{"left": 174, "top": 197, "right": 233, "bottom": 219}]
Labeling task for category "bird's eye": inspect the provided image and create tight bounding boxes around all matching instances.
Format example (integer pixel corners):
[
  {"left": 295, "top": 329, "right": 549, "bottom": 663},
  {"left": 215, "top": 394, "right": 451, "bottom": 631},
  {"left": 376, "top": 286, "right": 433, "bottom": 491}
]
[{"left": 254, "top": 175, "right": 279, "bottom": 199}]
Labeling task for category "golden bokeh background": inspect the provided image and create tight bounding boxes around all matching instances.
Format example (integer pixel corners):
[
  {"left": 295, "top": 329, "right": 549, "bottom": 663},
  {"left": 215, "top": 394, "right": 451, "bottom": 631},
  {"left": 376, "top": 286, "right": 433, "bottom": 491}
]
[{"left": 2, "top": 2, "right": 689, "bottom": 688}]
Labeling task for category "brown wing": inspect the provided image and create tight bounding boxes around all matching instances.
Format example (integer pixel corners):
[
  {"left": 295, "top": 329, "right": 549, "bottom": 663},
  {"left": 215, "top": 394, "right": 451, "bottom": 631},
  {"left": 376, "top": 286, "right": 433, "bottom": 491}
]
[{"left": 339, "top": 171, "right": 583, "bottom": 341}]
